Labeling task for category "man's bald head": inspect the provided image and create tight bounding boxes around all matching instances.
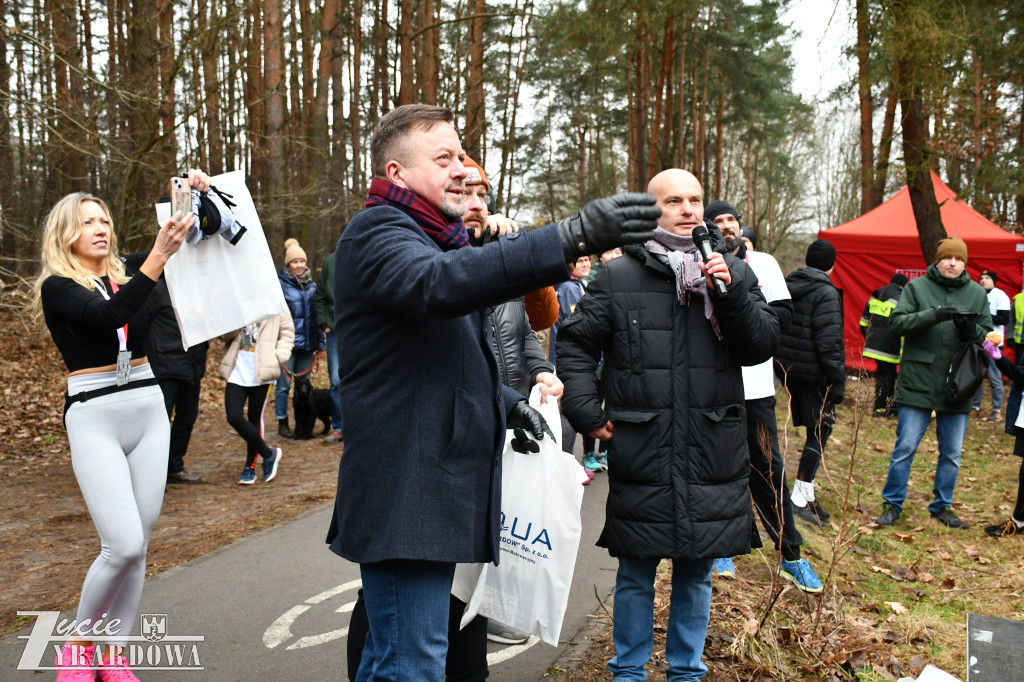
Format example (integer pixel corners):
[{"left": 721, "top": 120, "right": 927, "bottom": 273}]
[{"left": 647, "top": 169, "right": 704, "bottom": 236}]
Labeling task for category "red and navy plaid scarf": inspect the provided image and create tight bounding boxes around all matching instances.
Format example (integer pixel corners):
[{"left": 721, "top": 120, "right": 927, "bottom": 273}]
[{"left": 365, "top": 178, "right": 470, "bottom": 250}]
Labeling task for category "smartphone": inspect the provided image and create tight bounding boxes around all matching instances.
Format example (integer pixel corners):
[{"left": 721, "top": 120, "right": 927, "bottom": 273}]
[{"left": 170, "top": 177, "right": 192, "bottom": 221}]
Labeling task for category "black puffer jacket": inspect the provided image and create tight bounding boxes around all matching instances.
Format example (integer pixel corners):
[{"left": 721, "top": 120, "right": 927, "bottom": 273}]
[
  {"left": 774, "top": 267, "right": 845, "bottom": 400},
  {"left": 145, "top": 278, "right": 208, "bottom": 383},
  {"left": 488, "top": 298, "right": 553, "bottom": 397},
  {"left": 557, "top": 243, "right": 780, "bottom": 561}
]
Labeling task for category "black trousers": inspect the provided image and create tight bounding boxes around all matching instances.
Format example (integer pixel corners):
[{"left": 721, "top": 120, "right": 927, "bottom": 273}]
[
  {"left": 158, "top": 378, "right": 201, "bottom": 474},
  {"left": 874, "top": 361, "right": 899, "bottom": 415},
  {"left": 347, "top": 591, "right": 489, "bottom": 681},
  {"left": 746, "top": 396, "right": 802, "bottom": 561},
  {"left": 792, "top": 391, "right": 835, "bottom": 483},
  {"left": 224, "top": 383, "right": 273, "bottom": 468}
]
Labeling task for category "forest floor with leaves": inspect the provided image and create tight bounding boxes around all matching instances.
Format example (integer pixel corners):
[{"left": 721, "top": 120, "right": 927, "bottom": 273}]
[
  {"left": 2, "top": 306, "right": 1024, "bottom": 681},
  {"left": 554, "top": 380, "right": 1024, "bottom": 681}
]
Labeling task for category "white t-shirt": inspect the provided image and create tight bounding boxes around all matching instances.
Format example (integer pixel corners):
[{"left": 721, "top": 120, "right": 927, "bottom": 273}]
[
  {"left": 740, "top": 250, "right": 791, "bottom": 400},
  {"left": 227, "top": 324, "right": 271, "bottom": 387},
  {"left": 986, "top": 286, "right": 1011, "bottom": 344}
]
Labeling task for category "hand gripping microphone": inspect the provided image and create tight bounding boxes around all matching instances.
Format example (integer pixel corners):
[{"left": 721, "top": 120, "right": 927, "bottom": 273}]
[{"left": 691, "top": 223, "right": 729, "bottom": 298}]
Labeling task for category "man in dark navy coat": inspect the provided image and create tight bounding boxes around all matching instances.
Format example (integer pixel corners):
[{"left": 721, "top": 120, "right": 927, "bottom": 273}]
[{"left": 327, "top": 103, "right": 662, "bottom": 681}]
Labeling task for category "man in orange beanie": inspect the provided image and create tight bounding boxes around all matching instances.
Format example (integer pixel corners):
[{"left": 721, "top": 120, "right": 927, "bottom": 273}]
[{"left": 462, "top": 156, "right": 559, "bottom": 332}]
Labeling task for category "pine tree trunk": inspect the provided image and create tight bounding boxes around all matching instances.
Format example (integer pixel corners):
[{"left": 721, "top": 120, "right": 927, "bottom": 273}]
[
  {"left": 0, "top": 0, "right": 17, "bottom": 272},
  {"left": 1018, "top": 88, "right": 1024, "bottom": 229},
  {"left": 158, "top": 0, "right": 175, "bottom": 172},
  {"left": 713, "top": 90, "right": 724, "bottom": 199},
  {"left": 398, "top": 0, "right": 413, "bottom": 105},
  {"left": 123, "top": 0, "right": 161, "bottom": 244},
  {"left": 200, "top": 0, "right": 222, "bottom": 173},
  {"left": 245, "top": 4, "right": 264, "bottom": 194},
  {"left": 857, "top": 0, "right": 873, "bottom": 215},
  {"left": 872, "top": 87, "right": 897, "bottom": 208},
  {"left": 264, "top": 0, "right": 285, "bottom": 248},
  {"left": 896, "top": 55, "right": 945, "bottom": 262},
  {"left": 464, "top": 0, "right": 485, "bottom": 160},
  {"left": 419, "top": 0, "right": 437, "bottom": 104},
  {"left": 49, "top": 0, "right": 86, "bottom": 195},
  {"left": 349, "top": 0, "right": 364, "bottom": 195}
]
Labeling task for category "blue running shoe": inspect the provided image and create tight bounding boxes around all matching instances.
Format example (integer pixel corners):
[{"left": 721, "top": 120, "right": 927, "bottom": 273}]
[
  {"left": 238, "top": 466, "right": 257, "bottom": 485},
  {"left": 582, "top": 453, "right": 604, "bottom": 473},
  {"left": 263, "top": 448, "right": 282, "bottom": 483},
  {"left": 779, "top": 558, "right": 823, "bottom": 593},
  {"left": 712, "top": 557, "right": 736, "bottom": 578},
  {"left": 596, "top": 452, "right": 609, "bottom": 470}
]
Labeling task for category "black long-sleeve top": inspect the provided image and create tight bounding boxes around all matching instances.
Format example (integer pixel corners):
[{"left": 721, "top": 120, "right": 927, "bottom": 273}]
[{"left": 41, "top": 253, "right": 157, "bottom": 372}]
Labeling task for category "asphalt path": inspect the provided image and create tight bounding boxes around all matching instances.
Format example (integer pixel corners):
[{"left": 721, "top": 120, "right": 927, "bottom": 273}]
[{"left": 2, "top": 467, "right": 616, "bottom": 681}]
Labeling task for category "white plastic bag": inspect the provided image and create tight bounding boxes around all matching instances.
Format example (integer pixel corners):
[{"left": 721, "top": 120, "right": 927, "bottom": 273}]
[
  {"left": 155, "top": 170, "right": 289, "bottom": 350},
  {"left": 451, "top": 385, "right": 588, "bottom": 646}
]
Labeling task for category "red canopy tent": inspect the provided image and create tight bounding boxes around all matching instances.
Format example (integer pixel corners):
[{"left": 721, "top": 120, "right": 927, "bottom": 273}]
[{"left": 818, "top": 172, "right": 1024, "bottom": 370}]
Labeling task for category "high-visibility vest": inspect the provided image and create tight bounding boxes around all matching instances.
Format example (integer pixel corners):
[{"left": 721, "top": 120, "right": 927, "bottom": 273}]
[{"left": 1012, "top": 292, "right": 1024, "bottom": 345}]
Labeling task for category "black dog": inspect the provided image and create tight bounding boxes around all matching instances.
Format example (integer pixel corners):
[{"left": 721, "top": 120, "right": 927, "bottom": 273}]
[{"left": 292, "top": 379, "right": 332, "bottom": 440}]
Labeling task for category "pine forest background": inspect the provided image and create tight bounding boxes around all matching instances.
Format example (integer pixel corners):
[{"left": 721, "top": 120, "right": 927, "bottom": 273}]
[{"left": 0, "top": 0, "right": 1022, "bottom": 289}]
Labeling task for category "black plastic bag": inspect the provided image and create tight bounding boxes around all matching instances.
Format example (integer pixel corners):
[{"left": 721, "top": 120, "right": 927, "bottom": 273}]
[{"left": 946, "top": 341, "right": 988, "bottom": 403}]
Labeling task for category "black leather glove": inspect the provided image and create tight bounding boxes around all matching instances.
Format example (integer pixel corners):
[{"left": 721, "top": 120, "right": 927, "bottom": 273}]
[
  {"left": 507, "top": 400, "right": 555, "bottom": 454},
  {"left": 933, "top": 306, "right": 958, "bottom": 321},
  {"left": 953, "top": 311, "right": 979, "bottom": 341},
  {"left": 557, "top": 193, "right": 661, "bottom": 262}
]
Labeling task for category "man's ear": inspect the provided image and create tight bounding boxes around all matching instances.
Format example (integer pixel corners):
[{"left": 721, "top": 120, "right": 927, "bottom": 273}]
[{"left": 385, "top": 160, "right": 404, "bottom": 187}]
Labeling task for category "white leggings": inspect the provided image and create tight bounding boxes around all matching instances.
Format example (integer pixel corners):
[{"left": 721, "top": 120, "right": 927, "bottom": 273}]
[{"left": 64, "top": 365, "right": 168, "bottom": 645}]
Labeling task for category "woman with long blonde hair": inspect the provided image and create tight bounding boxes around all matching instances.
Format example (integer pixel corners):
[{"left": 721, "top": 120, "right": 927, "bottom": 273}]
[{"left": 33, "top": 170, "right": 210, "bottom": 682}]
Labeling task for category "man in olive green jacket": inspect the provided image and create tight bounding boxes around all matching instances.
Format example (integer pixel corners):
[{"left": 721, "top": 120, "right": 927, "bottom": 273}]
[{"left": 875, "top": 237, "right": 992, "bottom": 530}]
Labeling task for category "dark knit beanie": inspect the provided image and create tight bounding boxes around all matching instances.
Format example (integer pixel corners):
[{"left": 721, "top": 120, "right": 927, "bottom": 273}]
[
  {"left": 890, "top": 273, "right": 909, "bottom": 287},
  {"left": 704, "top": 200, "right": 739, "bottom": 224},
  {"left": 741, "top": 226, "right": 757, "bottom": 249},
  {"left": 805, "top": 239, "right": 836, "bottom": 271},
  {"left": 980, "top": 270, "right": 997, "bottom": 286},
  {"left": 935, "top": 236, "right": 968, "bottom": 264}
]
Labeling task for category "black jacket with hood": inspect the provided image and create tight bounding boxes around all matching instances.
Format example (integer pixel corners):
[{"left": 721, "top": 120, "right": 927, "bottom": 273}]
[{"left": 773, "top": 267, "right": 845, "bottom": 401}]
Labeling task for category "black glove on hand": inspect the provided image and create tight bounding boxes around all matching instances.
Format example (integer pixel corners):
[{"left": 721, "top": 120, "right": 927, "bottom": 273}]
[
  {"left": 557, "top": 193, "right": 661, "bottom": 262},
  {"left": 507, "top": 400, "right": 555, "bottom": 454},
  {"left": 933, "top": 305, "right": 958, "bottom": 322},
  {"left": 827, "top": 382, "right": 845, "bottom": 406},
  {"left": 953, "top": 311, "right": 978, "bottom": 341}
]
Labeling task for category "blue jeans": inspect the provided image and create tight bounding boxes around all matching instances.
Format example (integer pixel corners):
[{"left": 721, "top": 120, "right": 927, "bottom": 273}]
[
  {"left": 607, "top": 557, "right": 714, "bottom": 681},
  {"left": 973, "top": 355, "right": 1004, "bottom": 412},
  {"left": 881, "top": 406, "right": 968, "bottom": 514},
  {"left": 274, "top": 349, "right": 315, "bottom": 421},
  {"left": 356, "top": 559, "right": 455, "bottom": 682},
  {"left": 324, "top": 331, "right": 343, "bottom": 431}
]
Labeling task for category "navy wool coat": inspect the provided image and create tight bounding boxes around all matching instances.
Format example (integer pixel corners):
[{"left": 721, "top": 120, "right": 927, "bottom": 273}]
[{"left": 327, "top": 204, "right": 569, "bottom": 565}]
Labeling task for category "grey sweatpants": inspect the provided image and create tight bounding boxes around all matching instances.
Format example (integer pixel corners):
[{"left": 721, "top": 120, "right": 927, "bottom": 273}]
[{"left": 64, "top": 365, "right": 168, "bottom": 645}]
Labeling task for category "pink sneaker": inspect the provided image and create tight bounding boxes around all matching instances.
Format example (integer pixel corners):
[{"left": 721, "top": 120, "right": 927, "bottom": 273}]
[
  {"left": 582, "top": 469, "right": 596, "bottom": 486},
  {"left": 55, "top": 642, "right": 95, "bottom": 681},
  {"left": 97, "top": 648, "right": 140, "bottom": 682}
]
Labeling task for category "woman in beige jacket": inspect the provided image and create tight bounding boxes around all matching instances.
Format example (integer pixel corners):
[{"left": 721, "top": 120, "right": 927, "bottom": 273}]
[{"left": 220, "top": 314, "right": 294, "bottom": 484}]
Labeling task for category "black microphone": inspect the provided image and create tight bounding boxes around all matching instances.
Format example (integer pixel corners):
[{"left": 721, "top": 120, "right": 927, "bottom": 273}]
[{"left": 692, "top": 223, "right": 729, "bottom": 298}]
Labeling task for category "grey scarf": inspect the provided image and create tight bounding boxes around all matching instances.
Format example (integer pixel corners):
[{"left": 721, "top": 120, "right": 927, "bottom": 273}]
[{"left": 644, "top": 227, "right": 722, "bottom": 339}]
